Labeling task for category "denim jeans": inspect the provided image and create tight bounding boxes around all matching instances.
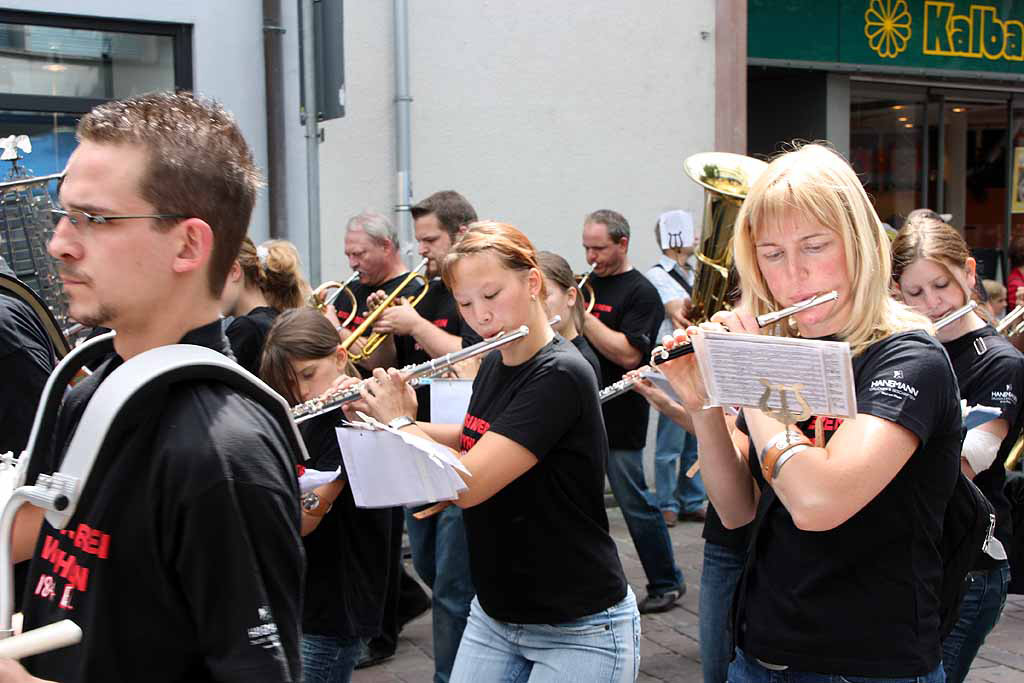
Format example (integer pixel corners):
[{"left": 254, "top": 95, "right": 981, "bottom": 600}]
[
  {"left": 728, "top": 648, "right": 946, "bottom": 683},
  {"left": 450, "top": 588, "right": 640, "bottom": 683},
  {"left": 941, "top": 561, "right": 1010, "bottom": 683},
  {"left": 302, "top": 634, "right": 364, "bottom": 683},
  {"left": 699, "top": 541, "right": 747, "bottom": 683},
  {"left": 406, "top": 503, "right": 475, "bottom": 683},
  {"left": 607, "top": 448, "right": 684, "bottom": 595},
  {"left": 653, "top": 414, "right": 707, "bottom": 514}
]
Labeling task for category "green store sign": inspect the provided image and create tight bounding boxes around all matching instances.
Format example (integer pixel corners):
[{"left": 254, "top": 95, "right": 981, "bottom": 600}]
[{"left": 749, "top": 0, "right": 1024, "bottom": 75}]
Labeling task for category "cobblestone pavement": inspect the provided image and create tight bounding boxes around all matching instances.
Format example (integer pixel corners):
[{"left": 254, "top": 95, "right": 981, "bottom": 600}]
[{"left": 354, "top": 508, "right": 1024, "bottom": 683}]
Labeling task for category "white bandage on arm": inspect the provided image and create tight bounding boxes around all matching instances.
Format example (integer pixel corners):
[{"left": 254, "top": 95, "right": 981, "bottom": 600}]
[{"left": 962, "top": 428, "right": 1003, "bottom": 474}]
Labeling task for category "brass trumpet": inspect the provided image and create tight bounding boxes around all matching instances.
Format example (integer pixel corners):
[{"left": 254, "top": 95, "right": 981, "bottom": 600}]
[
  {"left": 310, "top": 271, "right": 361, "bottom": 328},
  {"left": 575, "top": 270, "right": 596, "bottom": 314},
  {"left": 343, "top": 259, "right": 430, "bottom": 362}
]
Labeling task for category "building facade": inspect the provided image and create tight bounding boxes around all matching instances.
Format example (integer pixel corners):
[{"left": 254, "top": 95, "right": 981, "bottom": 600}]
[{"left": 748, "top": 0, "right": 1024, "bottom": 279}]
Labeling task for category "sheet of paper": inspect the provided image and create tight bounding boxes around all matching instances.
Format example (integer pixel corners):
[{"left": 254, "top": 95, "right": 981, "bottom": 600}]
[
  {"left": 427, "top": 379, "right": 473, "bottom": 426},
  {"left": 964, "top": 405, "right": 1002, "bottom": 431},
  {"left": 640, "top": 369, "right": 683, "bottom": 404},
  {"left": 298, "top": 466, "right": 343, "bottom": 493},
  {"left": 692, "top": 331, "right": 856, "bottom": 418},
  {"left": 335, "top": 425, "right": 468, "bottom": 508}
]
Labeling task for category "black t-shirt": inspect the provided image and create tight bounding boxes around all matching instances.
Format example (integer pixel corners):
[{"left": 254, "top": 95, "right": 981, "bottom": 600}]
[
  {"left": 737, "top": 330, "right": 961, "bottom": 677},
  {"left": 0, "top": 289, "right": 56, "bottom": 456},
  {"left": 22, "top": 320, "right": 304, "bottom": 683},
  {"left": 298, "top": 412, "right": 393, "bottom": 639},
  {"left": 943, "top": 325, "right": 1023, "bottom": 570},
  {"left": 460, "top": 336, "right": 627, "bottom": 623},
  {"left": 589, "top": 269, "right": 664, "bottom": 449},
  {"left": 226, "top": 306, "right": 280, "bottom": 375},
  {"left": 393, "top": 278, "right": 482, "bottom": 422},
  {"left": 570, "top": 334, "right": 601, "bottom": 382}
]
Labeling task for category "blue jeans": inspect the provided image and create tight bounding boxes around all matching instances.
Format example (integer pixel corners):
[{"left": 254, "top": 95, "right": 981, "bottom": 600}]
[
  {"left": 654, "top": 414, "right": 707, "bottom": 514},
  {"left": 450, "top": 589, "right": 640, "bottom": 682},
  {"left": 301, "top": 634, "right": 363, "bottom": 683},
  {"left": 406, "top": 503, "right": 475, "bottom": 683},
  {"left": 699, "top": 541, "right": 746, "bottom": 683},
  {"left": 941, "top": 561, "right": 1010, "bottom": 683},
  {"left": 728, "top": 648, "right": 946, "bottom": 683},
  {"left": 607, "top": 448, "right": 683, "bottom": 595}
]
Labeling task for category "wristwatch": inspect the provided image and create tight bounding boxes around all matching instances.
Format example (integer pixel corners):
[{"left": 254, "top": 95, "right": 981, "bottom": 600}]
[
  {"left": 300, "top": 491, "right": 332, "bottom": 517},
  {"left": 388, "top": 415, "right": 416, "bottom": 431}
]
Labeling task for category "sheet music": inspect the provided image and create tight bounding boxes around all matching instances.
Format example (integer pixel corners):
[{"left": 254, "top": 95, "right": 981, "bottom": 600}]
[
  {"left": 427, "top": 378, "right": 474, "bottom": 425},
  {"left": 693, "top": 331, "right": 856, "bottom": 418},
  {"left": 335, "top": 419, "right": 469, "bottom": 508}
]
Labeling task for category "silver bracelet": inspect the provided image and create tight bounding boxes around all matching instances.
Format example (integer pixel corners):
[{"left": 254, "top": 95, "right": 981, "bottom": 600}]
[
  {"left": 758, "top": 428, "right": 805, "bottom": 464},
  {"left": 772, "top": 444, "right": 810, "bottom": 480}
]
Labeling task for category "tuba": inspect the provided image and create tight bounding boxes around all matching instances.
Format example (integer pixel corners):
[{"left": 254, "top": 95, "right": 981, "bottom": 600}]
[{"left": 682, "top": 152, "right": 768, "bottom": 323}]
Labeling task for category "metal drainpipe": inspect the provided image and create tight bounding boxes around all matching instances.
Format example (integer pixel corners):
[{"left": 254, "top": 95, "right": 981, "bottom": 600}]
[
  {"left": 262, "top": 0, "right": 287, "bottom": 239},
  {"left": 394, "top": 0, "right": 415, "bottom": 266},
  {"left": 301, "top": 0, "right": 322, "bottom": 285}
]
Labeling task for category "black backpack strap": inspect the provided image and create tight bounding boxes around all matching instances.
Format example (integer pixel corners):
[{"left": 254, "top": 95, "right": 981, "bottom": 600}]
[
  {"left": 656, "top": 262, "right": 692, "bottom": 296},
  {"left": 41, "top": 344, "right": 308, "bottom": 530}
]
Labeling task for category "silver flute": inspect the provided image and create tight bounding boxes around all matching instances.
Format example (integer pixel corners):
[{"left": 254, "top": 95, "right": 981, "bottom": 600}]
[
  {"left": 599, "top": 291, "right": 839, "bottom": 404},
  {"left": 291, "top": 325, "right": 530, "bottom": 423},
  {"left": 934, "top": 300, "right": 978, "bottom": 330}
]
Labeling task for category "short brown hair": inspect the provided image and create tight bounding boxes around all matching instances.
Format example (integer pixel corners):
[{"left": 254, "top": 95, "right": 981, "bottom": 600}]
[
  {"left": 411, "top": 191, "right": 478, "bottom": 238},
  {"left": 584, "top": 209, "right": 630, "bottom": 243},
  {"left": 76, "top": 90, "right": 262, "bottom": 297},
  {"left": 441, "top": 221, "right": 546, "bottom": 300},
  {"left": 237, "top": 237, "right": 308, "bottom": 310}
]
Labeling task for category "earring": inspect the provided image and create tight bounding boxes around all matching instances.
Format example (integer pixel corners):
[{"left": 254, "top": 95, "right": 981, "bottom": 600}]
[{"left": 531, "top": 294, "right": 537, "bottom": 301}]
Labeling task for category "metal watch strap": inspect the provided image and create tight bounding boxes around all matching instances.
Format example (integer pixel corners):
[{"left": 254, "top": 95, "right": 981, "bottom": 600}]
[{"left": 388, "top": 416, "right": 416, "bottom": 431}]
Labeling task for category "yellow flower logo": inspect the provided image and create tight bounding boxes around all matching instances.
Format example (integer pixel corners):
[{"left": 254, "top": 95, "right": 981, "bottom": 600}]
[{"left": 864, "top": 0, "right": 912, "bottom": 58}]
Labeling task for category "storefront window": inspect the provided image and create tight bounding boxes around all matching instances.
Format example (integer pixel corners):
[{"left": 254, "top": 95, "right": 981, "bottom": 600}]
[
  {"left": 850, "top": 86, "right": 927, "bottom": 229},
  {"left": 0, "top": 23, "right": 175, "bottom": 100}
]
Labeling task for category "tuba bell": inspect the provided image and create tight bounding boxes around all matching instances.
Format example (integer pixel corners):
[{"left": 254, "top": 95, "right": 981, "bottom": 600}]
[{"left": 682, "top": 152, "right": 768, "bottom": 323}]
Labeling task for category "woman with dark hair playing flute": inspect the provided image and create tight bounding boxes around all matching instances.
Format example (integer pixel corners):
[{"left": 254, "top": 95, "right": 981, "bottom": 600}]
[{"left": 893, "top": 214, "right": 1023, "bottom": 683}]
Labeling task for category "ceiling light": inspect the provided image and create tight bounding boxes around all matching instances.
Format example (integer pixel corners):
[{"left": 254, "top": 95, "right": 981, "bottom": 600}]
[
  {"left": 952, "top": 107, "right": 967, "bottom": 113},
  {"left": 892, "top": 105, "right": 905, "bottom": 110},
  {"left": 897, "top": 116, "right": 908, "bottom": 122}
]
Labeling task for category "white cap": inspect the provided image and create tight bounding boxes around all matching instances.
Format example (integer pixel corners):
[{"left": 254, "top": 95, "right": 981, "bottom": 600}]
[{"left": 658, "top": 210, "right": 695, "bottom": 250}]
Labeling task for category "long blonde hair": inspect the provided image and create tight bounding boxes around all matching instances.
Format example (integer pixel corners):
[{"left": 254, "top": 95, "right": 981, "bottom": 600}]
[{"left": 732, "top": 144, "right": 930, "bottom": 355}]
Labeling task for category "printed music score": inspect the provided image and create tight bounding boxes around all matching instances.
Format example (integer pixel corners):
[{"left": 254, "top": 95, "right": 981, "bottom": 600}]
[
  {"left": 336, "top": 415, "right": 470, "bottom": 508},
  {"left": 692, "top": 331, "right": 857, "bottom": 418}
]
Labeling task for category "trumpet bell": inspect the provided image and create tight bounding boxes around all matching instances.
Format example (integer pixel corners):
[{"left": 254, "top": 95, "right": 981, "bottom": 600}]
[
  {"left": 310, "top": 273, "right": 360, "bottom": 328},
  {"left": 575, "top": 272, "right": 596, "bottom": 314}
]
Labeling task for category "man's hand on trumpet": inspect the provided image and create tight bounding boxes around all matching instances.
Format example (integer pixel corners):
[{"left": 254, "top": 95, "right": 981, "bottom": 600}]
[{"left": 371, "top": 296, "right": 422, "bottom": 337}]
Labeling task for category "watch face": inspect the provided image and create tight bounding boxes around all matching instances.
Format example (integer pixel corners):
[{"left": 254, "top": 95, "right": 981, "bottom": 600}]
[{"left": 301, "top": 492, "right": 320, "bottom": 512}]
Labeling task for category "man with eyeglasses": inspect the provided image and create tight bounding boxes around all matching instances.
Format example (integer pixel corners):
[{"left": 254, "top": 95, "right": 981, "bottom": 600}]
[{"left": 2, "top": 92, "right": 303, "bottom": 683}]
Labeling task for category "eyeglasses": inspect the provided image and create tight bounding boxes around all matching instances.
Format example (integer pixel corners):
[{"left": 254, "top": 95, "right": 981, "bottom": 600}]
[{"left": 50, "top": 208, "right": 188, "bottom": 226}]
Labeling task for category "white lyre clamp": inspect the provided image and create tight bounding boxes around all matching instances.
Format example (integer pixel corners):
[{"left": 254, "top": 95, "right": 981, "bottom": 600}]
[{"left": 0, "top": 337, "right": 309, "bottom": 656}]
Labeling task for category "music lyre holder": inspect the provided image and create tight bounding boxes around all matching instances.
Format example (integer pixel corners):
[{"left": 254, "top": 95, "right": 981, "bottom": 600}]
[{"left": 0, "top": 332, "right": 309, "bottom": 657}]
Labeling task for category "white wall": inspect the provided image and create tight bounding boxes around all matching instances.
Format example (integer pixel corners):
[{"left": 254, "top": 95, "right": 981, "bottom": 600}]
[
  {"left": 2, "top": 0, "right": 273, "bottom": 241},
  {"left": 317, "top": 0, "right": 716, "bottom": 281}
]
